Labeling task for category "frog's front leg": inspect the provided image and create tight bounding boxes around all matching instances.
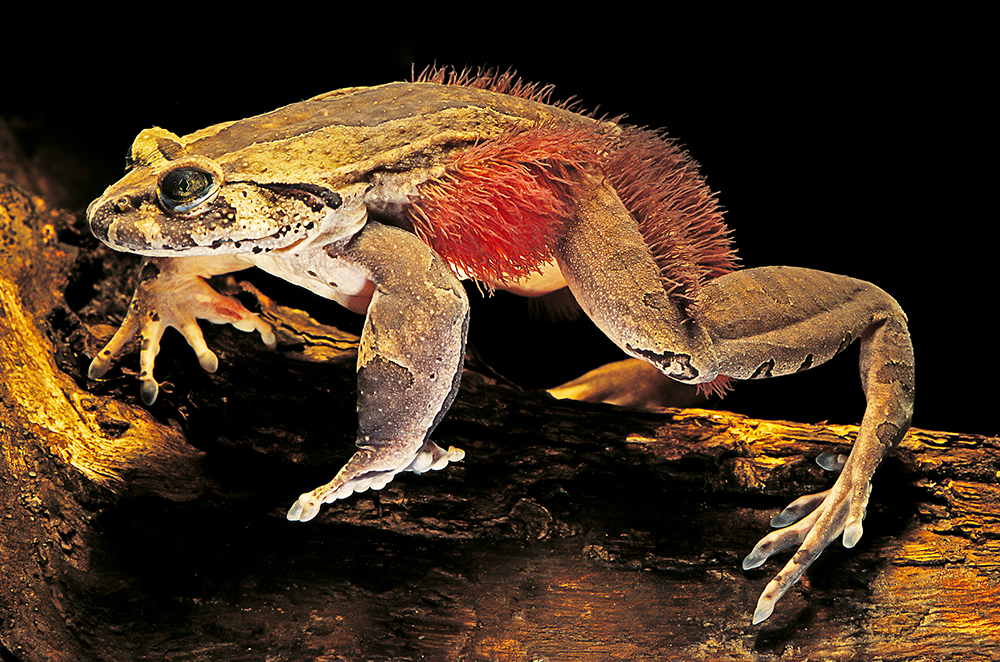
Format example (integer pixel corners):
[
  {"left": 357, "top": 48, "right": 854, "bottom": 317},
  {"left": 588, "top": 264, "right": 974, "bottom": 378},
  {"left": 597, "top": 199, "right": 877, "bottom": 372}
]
[
  {"left": 695, "top": 267, "right": 913, "bottom": 623},
  {"left": 555, "top": 171, "right": 913, "bottom": 623},
  {"left": 285, "top": 221, "right": 469, "bottom": 522},
  {"left": 88, "top": 255, "right": 276, "bottom": 404}
]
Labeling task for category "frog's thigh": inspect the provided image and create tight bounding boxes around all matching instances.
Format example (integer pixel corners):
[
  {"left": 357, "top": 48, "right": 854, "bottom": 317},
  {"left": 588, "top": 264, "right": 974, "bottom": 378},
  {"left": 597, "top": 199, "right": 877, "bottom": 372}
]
[
  {"left": 554, "top": 171, "right": 717, "bottom": 384},
  {"left": 286, "top": 222, "right": 469, "bottom": 522}
]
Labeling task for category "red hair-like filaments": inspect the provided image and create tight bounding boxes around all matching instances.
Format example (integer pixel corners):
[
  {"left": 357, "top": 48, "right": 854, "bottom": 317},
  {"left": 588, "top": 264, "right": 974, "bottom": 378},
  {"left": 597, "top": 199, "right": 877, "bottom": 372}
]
[
  {"left": 407, "top": 124, "right": 601, "bottom": 285},
  {"left": 604, "top": 127, "right": 738, "bottom": 302},
  {"left": 415, "top": 66, "right": 737, "bottom": 300}
]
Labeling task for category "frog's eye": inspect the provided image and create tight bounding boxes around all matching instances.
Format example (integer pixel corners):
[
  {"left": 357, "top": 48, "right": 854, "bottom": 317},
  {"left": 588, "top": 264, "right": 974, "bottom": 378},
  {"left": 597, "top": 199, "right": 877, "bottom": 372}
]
[{"left": 158, "top": 167, "right": 220, "bottom": 213}]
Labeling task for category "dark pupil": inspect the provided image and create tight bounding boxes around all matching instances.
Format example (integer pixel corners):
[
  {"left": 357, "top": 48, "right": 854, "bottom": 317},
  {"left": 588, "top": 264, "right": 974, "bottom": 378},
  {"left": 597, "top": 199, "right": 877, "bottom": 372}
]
[{"left": 162, "top": 169, "right": 212, "bottom": 202}]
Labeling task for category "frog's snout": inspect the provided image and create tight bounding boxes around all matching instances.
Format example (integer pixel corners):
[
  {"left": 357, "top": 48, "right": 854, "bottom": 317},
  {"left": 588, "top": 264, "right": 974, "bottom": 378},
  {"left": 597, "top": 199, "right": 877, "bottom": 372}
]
[{"left": 86, "top": 195, "right": 113, "bottom": 243}]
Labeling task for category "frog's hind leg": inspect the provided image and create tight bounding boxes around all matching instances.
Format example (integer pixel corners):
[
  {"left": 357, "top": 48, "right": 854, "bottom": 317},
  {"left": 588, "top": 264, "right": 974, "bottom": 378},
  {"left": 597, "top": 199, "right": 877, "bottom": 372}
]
[
  {"left": 555, "top": 172, "right": 914, "bottom": 623},
  {"left": 554, "top": 170, "right": 722, "bottom": 389},
  {"left": 286, "top": 221, "right": 469, "bottom": 522},
  {"left": 694, "top": 266, "right": 914, "bottom": 623}
]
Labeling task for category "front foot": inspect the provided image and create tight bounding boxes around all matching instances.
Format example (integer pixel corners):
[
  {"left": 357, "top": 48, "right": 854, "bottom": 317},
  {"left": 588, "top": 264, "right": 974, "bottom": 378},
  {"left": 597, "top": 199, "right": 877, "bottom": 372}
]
[
  {"left": 88, "top": 258, "right": 276, "bottom": 404},
  {"left": 742, "top": 452, "right": 868, "bottom": 624},
  {"left": 286, "top": 440, "right": 465, "bottom": 522}
]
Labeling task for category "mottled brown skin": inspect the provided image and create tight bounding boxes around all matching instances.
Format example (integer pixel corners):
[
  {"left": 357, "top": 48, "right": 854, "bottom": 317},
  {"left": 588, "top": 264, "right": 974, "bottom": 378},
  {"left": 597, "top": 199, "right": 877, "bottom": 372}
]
[{"left": 86, "top": 71, "right": 914, "bottom": 624}]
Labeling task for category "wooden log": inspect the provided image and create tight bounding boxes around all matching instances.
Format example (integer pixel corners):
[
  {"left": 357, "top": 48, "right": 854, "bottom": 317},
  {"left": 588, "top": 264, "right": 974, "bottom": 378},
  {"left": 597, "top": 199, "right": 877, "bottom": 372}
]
[{"left": 2, "top": 119, "right": 998, "bottom": 661}]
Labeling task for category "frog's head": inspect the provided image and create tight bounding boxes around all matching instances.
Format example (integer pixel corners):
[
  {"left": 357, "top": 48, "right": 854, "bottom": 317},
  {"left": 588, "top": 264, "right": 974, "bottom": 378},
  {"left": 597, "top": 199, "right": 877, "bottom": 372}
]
[{"left": 88, "top": 128, "right": 366, "bottom": 257}]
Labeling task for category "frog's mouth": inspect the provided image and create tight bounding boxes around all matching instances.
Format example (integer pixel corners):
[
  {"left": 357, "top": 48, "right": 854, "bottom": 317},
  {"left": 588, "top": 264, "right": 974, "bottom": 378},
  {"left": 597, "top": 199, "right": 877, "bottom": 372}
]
[
  {"left": 87, "top": 182, "right": 356, "bottom": 257},
  {"left": 89, "top": 180, "right": 368, "bottom": 257},
  {"left": 88, "top": 194, "right": 310, "bottom": 256}
]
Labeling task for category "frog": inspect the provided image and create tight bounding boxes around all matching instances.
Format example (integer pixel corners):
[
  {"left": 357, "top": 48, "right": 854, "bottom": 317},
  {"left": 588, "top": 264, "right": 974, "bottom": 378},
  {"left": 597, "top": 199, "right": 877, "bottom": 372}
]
[{"left": 85, "top": 66, "right": 914, "bottom": 624}]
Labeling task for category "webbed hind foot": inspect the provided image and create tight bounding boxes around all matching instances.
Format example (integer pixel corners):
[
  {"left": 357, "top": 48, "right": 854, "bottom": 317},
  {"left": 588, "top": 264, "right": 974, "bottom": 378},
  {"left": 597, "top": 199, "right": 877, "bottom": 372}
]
[{"left": 742, "top": 452, "right": 870, "bottom": 624}]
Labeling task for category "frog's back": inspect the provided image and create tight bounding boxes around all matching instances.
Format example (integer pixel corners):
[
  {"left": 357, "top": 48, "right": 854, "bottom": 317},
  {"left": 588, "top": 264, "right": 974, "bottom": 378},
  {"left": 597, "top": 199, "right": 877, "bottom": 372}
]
[{"left": 182, "top": 81, "right": 603, "bottom": 170}]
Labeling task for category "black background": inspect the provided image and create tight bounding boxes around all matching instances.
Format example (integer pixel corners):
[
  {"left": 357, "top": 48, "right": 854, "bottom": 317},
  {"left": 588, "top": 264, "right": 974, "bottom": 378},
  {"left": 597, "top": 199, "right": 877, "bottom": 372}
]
[{"left": 6, "top": 8, "right": 992, "bottom": 436}]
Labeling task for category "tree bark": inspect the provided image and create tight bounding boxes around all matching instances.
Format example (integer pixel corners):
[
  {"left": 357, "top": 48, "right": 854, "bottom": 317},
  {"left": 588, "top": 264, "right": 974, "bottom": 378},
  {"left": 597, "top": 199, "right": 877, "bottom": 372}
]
[{"left": 2, "top": 120, "right": 998, "bottom": 661}]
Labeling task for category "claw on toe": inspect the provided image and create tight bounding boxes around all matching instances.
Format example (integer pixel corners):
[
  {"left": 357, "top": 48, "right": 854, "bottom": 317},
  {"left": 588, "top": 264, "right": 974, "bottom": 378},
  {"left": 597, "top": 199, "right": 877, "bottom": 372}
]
[
  {"left": 744, "top": 452, "right": 873, "bottom": 624},
  {"left": 742, "top": 546, "right": 768, "bottom": 571},
  {"left": 286, "top": 496, "right": 322, "bottom": 522},
  {"left": 769, "top": 489, "right": 830, "bottom": 528},
  {"left": 88, "top": 355, "right": 112, "bottom": 380},
  {"left": 752, "top": 597, "right": 776, "bottom": 626},
  {"left": 140, "top": 378, "right": 160, "bottom": 406},
  {"left": 816, "top": 452, "right": 847, "bottom": 472},
  {"left": 843, "top": 518, "right": 864, "bottom": 548},
  {"left": 195, "top": 348, "right": 220, "bottom": 373}
]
